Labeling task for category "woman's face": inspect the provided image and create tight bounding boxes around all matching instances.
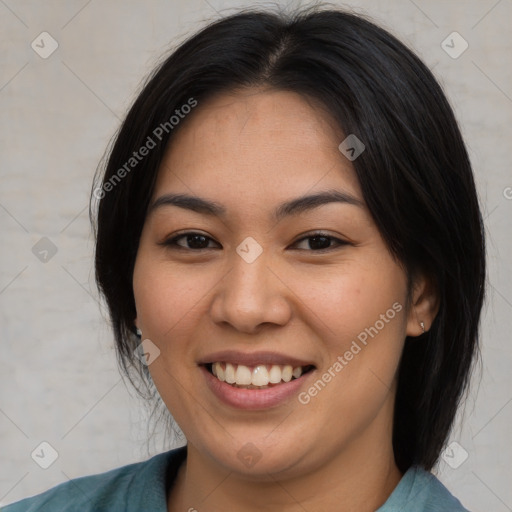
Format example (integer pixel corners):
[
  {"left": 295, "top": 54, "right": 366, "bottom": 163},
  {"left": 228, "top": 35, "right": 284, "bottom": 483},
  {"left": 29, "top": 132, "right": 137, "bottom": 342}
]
[{"left": 133, "top": 88, "right": 422, "bottom": 478}]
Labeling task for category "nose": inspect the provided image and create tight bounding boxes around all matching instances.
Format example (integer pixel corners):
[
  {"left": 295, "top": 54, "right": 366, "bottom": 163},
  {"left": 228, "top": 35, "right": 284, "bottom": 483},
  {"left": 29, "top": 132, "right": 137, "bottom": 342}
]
[{"left": 209, "top": 249, "right": 292, "bottom": 334}]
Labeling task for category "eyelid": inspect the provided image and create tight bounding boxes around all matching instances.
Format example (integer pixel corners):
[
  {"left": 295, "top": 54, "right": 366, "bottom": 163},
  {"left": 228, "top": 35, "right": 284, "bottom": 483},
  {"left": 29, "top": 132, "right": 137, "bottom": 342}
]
[
  {"left": 291, "top": 231, "right": 349, "bottom": 251},
  {"left": 159, "top": 230, "right": 220, "bottom": 250},
  {"left": 160, "top": 230, "right": 350, "bottom": 252}
]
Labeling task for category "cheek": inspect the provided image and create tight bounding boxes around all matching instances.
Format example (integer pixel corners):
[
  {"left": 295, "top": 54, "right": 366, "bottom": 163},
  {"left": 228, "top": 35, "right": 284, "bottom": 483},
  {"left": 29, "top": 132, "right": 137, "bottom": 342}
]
[
  {"left": 299, "top": 261, "right": 408, "bottom": 403},
  {"left": 299, "top": 261, "right": 407, "bottom": 345},
  {"left": 132, "top": 256, "right": 210, "bottom": 421},
  {"left": 133, "top": 256, "right": 207, "bottom": 340}
]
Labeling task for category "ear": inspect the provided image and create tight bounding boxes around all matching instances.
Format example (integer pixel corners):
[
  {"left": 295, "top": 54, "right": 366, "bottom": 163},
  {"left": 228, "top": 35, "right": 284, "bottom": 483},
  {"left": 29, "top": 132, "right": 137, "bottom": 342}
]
[{"left": 406, "top": 270, "right": 439, "bottom": 337}]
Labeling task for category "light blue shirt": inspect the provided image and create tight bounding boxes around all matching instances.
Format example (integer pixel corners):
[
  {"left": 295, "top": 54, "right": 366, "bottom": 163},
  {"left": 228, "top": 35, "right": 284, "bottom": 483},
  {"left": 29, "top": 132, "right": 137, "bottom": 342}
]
[{"left": 2, "top": 445, "right": 470, "bottom": 511}]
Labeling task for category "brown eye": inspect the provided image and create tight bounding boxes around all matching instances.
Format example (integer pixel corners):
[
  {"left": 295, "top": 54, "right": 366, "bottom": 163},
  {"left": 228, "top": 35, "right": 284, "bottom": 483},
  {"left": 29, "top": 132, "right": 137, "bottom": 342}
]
[
  {"left": 162, "top": 232, "right": 220, "bottom": 250},
  {"left": 292, "top": 232, "right": 348, "bottom": 251}
]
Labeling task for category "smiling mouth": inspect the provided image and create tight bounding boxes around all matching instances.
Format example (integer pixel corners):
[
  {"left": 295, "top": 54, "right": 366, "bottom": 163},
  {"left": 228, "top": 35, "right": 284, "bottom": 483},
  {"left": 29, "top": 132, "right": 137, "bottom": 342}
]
[{"left": 204, "top": 362, "right": 315, "bottom": 389}]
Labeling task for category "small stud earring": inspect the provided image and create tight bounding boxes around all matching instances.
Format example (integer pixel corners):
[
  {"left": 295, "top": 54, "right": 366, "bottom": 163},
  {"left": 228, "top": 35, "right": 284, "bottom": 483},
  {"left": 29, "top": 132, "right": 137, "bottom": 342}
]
[
  {"left": 419, "top": 321, "right": 425, "bottom": 334},
  {"left": 136, "top": 328, "right": 142, "bottom": 338}
]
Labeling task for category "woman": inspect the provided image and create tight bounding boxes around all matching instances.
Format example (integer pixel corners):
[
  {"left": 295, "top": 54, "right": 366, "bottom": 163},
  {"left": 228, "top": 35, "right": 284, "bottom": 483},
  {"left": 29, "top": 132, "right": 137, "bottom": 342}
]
[{"left": 4, "top": 5, "right": 485, "bottom": 511}]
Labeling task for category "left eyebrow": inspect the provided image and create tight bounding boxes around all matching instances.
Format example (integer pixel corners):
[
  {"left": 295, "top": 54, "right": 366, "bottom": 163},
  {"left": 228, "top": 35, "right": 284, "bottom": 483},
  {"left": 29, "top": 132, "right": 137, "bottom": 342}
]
[
  {"left": 149, "top": 189, "right": 364, "bottom": 221},
  {"left": 273, "top": 189, "right": 364, "bottom": 221}
]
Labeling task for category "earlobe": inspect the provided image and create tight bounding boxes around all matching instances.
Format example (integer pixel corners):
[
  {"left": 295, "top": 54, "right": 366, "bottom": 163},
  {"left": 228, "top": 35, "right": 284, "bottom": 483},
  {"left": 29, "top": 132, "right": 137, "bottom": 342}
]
[
  {"left": 133, "top": 316, "right": 142, "bottom": 337},
  {"left": 406, "top": 272, "right": 439, "bottom": 337}
]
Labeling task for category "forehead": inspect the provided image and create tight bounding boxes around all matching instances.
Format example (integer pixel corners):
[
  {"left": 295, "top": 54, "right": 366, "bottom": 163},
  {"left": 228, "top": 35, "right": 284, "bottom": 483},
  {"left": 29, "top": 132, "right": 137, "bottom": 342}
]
[{"left": 154, "top": 88, "right": 362, "bottom": 205}]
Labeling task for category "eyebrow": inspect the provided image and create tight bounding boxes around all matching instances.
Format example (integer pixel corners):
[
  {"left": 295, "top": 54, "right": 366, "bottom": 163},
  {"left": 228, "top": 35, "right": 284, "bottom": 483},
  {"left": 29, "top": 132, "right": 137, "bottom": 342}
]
[{"left": 150, "top": 189, "right": 364, "bottom": 222}]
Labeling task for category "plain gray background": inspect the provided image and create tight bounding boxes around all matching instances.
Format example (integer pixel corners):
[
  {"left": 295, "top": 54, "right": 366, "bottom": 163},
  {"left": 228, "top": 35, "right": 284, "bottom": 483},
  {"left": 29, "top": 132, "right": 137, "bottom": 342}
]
[{"left": 1, "top": 0, "right": 511, "bottom": 510}]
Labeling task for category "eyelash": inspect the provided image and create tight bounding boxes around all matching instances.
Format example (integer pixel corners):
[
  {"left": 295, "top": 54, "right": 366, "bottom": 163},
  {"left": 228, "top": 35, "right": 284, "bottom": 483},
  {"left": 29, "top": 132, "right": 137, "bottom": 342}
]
[{"left": 161, "top": 231, "right": 348, "bottom": 252}]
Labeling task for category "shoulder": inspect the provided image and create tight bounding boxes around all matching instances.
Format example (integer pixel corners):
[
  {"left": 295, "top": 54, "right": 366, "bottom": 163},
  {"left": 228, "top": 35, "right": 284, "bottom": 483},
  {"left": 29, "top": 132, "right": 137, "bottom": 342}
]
[
  {"left": 378, "top": 466, "right": 471, "bottom": 512},
  {"left": 1, "top": 446, "right": 187, "bottom": 512}
]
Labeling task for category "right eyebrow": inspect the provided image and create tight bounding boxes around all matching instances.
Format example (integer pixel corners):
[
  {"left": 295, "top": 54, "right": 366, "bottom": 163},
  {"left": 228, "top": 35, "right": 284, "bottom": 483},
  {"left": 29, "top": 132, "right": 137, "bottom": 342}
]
[{"left": 150, "top": 193, "right": 226, "bottom": 217}]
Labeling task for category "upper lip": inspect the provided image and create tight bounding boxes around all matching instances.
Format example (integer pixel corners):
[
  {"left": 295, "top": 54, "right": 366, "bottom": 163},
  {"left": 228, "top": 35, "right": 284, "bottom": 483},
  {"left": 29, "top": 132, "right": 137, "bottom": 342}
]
[{"left": 197, "top": 350, "right": 315, "bottom": 368}]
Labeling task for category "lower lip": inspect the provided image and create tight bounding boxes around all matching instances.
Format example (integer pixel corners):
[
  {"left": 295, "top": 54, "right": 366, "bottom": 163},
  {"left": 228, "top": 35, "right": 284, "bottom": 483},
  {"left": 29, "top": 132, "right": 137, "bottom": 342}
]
[{"left": 201, "top": 365, "right": 315, "bottom": 410}]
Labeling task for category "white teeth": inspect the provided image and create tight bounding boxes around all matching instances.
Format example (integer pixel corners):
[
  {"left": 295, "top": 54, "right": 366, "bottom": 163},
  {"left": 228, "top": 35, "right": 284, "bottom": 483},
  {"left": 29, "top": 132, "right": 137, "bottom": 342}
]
[
  {"left": 213, "top": 362, "right": 225, "bottom": 381},
  {"left": 292, "top": 366, "right": 302, "bottom": 378},
  {"left": 235, "top": 364, "right": 252, "bottom": 385},
  {"left": 282, "top": 365, "right": 293, "bottom": 382},
  {"left": 251, "top": 365, "right": 269, "bottom": 386},
  {"left": 210, "top": 362, "right": 307, "bottom": 387},
  {"left": 225, "top": 363, "right": 236, "bottom": 384},
  {"left": 269, "top": 365, "right": 282, "bottom": 383}
]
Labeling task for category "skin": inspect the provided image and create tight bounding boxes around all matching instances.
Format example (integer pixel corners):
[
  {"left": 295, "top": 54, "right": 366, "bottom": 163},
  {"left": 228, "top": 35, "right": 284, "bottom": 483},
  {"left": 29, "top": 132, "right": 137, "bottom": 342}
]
[{"left": 132, "top": 88, "right": 438, "bottom": 512}]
